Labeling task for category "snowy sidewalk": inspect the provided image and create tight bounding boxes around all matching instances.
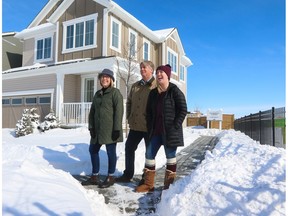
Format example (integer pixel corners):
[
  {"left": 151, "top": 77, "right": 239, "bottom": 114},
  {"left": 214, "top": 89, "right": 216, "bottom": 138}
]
[{"left": 74, "top": 135, "right": 218, "bottom": 215}]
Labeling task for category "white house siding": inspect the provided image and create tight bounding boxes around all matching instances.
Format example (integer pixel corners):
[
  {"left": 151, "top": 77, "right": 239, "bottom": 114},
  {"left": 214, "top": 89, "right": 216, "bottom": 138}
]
[{"left": 2, "top": 74, "right": 57, "bottom": 128}]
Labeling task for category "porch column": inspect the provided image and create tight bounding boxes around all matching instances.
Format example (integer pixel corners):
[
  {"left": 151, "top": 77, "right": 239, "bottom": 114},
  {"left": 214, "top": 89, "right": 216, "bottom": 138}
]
[{"left": 56, "top": 73, "right": 64, "bottom": 121}]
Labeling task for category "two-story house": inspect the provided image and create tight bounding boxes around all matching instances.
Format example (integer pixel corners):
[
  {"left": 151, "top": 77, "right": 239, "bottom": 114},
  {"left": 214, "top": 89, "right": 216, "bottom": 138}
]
[{"left": 2, "top": 0, "right": 192, "bottom": 128}]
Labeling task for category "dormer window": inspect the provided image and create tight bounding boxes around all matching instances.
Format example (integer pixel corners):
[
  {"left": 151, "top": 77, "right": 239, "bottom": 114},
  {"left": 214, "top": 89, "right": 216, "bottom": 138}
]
[
  {"left": 35, "top": 35, "right": 53, "bottom": 62},
  {"left": 62, "top": 13, "right": 97, "bottom": 53}
]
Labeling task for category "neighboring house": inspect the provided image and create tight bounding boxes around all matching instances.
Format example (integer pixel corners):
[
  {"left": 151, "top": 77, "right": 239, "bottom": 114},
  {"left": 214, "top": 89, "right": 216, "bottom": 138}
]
[
  {"left": 2, "top": 0, "right": 192, "bottom": 128},
  {"left": 2, "top": 32, "right": 23, "bottom": 71}
]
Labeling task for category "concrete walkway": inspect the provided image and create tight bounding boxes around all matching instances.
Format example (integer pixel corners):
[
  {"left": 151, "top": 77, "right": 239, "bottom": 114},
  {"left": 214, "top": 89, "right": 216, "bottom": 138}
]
[{"left": 153, "top": 135, "right": 218, "bottom": 187}]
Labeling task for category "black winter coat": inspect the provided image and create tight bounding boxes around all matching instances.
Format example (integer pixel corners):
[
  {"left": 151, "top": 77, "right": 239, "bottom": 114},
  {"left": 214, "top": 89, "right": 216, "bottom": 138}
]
[{"left": 146, "top": 83, "right": 187, "bottom": 147}]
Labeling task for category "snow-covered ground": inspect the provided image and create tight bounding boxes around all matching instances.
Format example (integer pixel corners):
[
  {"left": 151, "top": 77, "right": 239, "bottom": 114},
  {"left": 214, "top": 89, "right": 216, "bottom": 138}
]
[{"left": 2, "top": 127, "right": 286, "bottom": 216}]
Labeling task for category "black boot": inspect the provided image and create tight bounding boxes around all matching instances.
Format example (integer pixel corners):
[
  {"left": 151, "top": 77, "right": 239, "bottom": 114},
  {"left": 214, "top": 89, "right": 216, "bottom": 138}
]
[
  {"left": 115, "top": 174, "right": 131, "bottom": 183},
  {"left": 81, "top": 175, "right": 100, "bottom": 186},
  {"left": 99, "top": 176, "right": 115, "bottom": 188}
]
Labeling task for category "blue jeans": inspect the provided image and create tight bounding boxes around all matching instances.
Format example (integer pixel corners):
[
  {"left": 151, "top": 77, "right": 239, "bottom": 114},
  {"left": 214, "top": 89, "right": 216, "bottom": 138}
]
[
  {"left": 89, "top": 143, "right": 117, "bottom": 175},
  {"left": 146, "top": 135, "right": 177, "bottom": 160},
  {"left": 123, "top": 130, "right": 149, "bottom": 179}
]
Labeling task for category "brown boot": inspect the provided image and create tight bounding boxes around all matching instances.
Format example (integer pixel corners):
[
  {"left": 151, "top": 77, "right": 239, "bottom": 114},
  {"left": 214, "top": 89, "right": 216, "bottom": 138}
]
[
  {"left": 164, "top": 169, "right": 176, "bottom": 190},
  {"left": 135, "top": 168, "right": 155, "bottom": 192}
]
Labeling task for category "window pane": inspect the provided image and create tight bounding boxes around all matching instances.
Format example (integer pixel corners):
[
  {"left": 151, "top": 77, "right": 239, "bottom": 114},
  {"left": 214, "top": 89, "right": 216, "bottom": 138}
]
[
  {"left": 2, "top": 99, "right": 10, "bottom": 105},
  {"left": 112, "top": 22, "right": 119, "bottom": 48},
  {"left": 76, "top": 22, "right": 84, "bottom": 47},
  {"left": 144, "top": 42, "right": 148, "bottom": 60},
  {"left": 130, "top": 33, "right": 136, "bottom": 56},
  {"left": 44, "top": 37, "right": 52, "bottom": 59},
  {"left": 39, "top": 97, "right": 51, "bottom": 104},
  {"left": 25, "top": 98, "right": 37, "bottom": 104},
  {"left": 85, "top": 20, "right": 94, "bottom": 46},
  {"left": 66, "top": 25, "right": 74, "bottom": 49},
  {"left": 84, "top": 78, "right": 94, "bottom": 102},
  {"left": 37, "top": 39, "right": 43, "bottom": 60},
  {"left": 12, "top": 98, "right": 22, "bottom": 105}
]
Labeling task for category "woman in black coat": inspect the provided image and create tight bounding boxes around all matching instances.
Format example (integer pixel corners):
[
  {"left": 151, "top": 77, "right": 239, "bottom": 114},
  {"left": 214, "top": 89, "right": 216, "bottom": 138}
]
[{"left": 136, "top": 64, "right": 187, "bottom": 192}]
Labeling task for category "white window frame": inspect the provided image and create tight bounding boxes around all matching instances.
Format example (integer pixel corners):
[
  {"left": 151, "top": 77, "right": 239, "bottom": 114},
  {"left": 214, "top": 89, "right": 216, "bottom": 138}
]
[
  {"left": 84, "top": 78, "right": 94, "bottom": 102},
  {"left": 39, "top": 96, "right": 51, "bottom": 104},
  {"left": 34, "top": 33, "right": 53, "bottom": 63},
  {"left": 2, "top": 98, "right": 10, "bottom": 106},
  {"left": 180, "top": 65, "right": 185, "bottom": 82},
  {"left": 128, "top": 28, "right": 138, "bottom": 58},
  {"left": 167, "top": 47, "right": 178, "bottom": 74},
  {"left": 62, "top": 13, "right": 98, "bottom": 54},
  {"left": 110, "top": 16, "right": 122, "bottom": 53},
  {"left": 25, "top": 97, "right": 37, "bottom": 105},
  {"left": 143, "top": 38, "right": 150, "bottom": 61}
]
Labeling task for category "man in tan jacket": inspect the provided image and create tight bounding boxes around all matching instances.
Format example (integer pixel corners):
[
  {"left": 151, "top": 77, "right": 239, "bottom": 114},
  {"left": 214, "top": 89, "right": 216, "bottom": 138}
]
[{"left": 116, "top": 61, "right": 156, "bottom": 184}]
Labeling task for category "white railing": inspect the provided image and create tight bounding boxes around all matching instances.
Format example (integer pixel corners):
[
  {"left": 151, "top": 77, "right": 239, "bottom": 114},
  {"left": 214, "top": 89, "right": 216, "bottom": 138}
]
[
  {"left": 61, "top": 102, "right": 92, "bottom": 126},
  {"left": 61, "top": 100, "right": 127, "bottom": 128}
]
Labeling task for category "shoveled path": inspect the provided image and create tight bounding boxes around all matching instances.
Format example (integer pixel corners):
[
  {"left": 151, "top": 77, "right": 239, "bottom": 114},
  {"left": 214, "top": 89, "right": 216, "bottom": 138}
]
[{"left": 73, "top": 135, "right": 218, "bottom": 215}]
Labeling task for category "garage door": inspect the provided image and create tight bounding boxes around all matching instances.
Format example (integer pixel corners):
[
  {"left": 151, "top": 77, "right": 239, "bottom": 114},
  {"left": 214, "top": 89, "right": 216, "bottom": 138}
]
[{"left": 2, "top": 95, "right": 51, "bottom": 128}]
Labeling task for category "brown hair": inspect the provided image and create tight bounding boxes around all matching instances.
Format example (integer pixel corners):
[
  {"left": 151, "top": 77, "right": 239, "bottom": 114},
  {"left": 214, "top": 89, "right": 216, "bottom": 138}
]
[{"left": 140, "top": 60, "right": 154, "bottom": 71}]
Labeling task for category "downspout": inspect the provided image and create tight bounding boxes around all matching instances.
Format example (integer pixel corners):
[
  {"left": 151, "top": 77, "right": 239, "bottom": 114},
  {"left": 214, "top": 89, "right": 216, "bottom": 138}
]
[
  {"left": 55, "top": 21, "right": 59, "bottom": 64},
  {"left": 56, "top": 73, "right": 64, "bottom": 122}
]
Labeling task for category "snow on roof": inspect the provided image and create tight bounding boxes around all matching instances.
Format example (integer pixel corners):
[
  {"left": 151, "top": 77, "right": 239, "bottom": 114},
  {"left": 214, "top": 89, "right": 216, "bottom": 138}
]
[
  {"left": 2, "top": 63, "right": 47, "bottom": 74},
  {"left": 153, "top": 28, "right": 175, "bottom": 39},
  {"left": 15, "top": 23, "right": 56, "bottom": 39}
]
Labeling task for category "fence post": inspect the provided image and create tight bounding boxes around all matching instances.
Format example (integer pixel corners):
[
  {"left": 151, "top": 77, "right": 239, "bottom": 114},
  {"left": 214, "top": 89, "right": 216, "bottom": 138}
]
[
  {"left": 250, "top": 114, "right": 253, "bottom": 138},
  {"left": 259, "top": 111, "right": 262, "bottom": 144},
  {"left": 272, "top": 107, "right": 275, "bottom": 146}
]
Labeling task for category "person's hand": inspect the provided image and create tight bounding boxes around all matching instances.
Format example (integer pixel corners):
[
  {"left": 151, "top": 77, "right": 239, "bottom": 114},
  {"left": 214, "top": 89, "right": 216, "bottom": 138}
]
[
  {"left": 89, "top": 129, "right": 96, "bottom": 138},
  {"left": 112, "top": 130, "right": 120, "bottom": 141}
]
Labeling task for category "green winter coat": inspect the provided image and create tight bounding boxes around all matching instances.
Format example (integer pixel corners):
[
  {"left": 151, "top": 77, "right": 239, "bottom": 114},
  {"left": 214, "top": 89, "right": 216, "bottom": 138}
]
[{"left": 89, "top": 87, "right": 124, "bottom": 145}]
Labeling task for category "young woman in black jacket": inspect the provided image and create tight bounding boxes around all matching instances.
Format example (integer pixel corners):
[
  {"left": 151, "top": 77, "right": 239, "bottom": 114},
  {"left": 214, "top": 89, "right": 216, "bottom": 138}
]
[{"left": 136, "top": 64, "right": 187, "bottom": 192}]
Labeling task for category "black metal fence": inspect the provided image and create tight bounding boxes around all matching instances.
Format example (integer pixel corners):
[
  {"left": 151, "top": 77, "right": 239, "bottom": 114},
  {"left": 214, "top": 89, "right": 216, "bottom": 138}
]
[{"left": 234, "top": 107, "right": 285, "bottom": 148}]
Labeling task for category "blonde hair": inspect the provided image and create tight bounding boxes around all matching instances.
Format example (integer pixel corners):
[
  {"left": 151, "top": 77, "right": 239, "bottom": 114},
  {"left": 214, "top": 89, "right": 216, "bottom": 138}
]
[{"left": 100, "top": 77, "right": 114, "bottom": 88}]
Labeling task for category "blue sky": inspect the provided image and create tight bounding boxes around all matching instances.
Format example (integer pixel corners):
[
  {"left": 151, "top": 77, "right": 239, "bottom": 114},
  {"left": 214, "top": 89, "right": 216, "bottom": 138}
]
[{"left": 2, "top": 0, "right": 285, "bottom": 118}]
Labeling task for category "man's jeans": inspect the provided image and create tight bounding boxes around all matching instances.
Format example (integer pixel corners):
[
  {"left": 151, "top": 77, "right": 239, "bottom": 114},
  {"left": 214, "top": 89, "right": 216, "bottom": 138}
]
[{"left": 123, "top": 130, "right": 149, "bottom": 179}]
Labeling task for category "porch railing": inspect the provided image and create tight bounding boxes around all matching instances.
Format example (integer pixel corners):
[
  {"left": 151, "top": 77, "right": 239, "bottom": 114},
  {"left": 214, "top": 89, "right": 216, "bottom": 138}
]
[
  {"left": 61, "top": 100, "right": 127, "bottom": 128},
  {"left": 61, "top": 102, "right": 92, "bottom": 126}
]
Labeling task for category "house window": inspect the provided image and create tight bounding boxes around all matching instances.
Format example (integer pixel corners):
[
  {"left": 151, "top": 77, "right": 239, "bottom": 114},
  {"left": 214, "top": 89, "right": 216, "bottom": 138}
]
[
  {"left": 36, "top": 36, "right": 52, "bottom": 62},
  {"left": 84, "top": 78, "right": 94, "bottom": 102},
  {"left": 129, "top": 29, "right": 137, "bottom": 58},
  {"left": 63, "top": 13, "right": 97, "bottom": 53},
  {"left": 180, "top": 65, "right": 185, "bottom": 81},
  {"left": 143, "top": 39, "right": 150, "bottom": 60},
  {"left": 110, "top": 17, "right": 121, "bottom": 52},
  {"left": 167, "top": 48, "right": 178, "bottom": 73}
]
